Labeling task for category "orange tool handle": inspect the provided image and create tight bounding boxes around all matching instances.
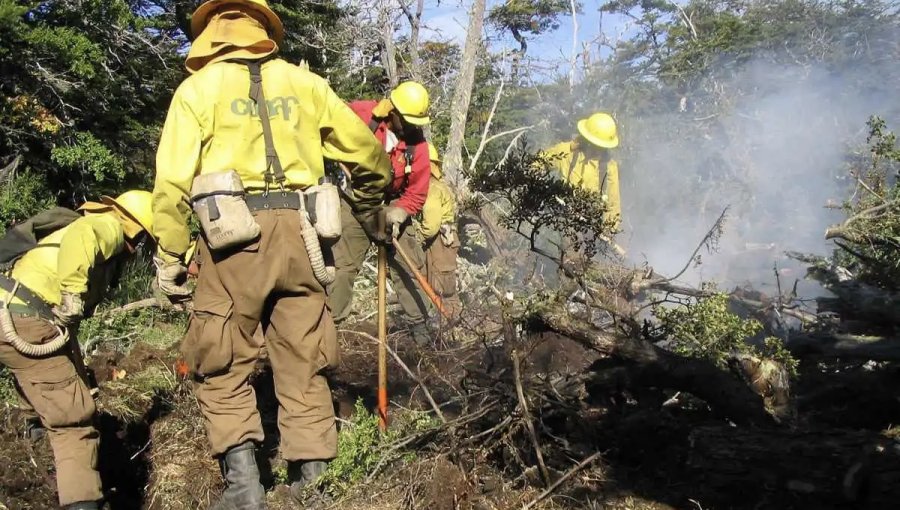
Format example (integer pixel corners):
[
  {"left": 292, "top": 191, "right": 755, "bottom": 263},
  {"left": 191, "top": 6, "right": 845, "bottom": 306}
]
[{"left": 392, "top": 239, "right": 451, "bottom": 320}]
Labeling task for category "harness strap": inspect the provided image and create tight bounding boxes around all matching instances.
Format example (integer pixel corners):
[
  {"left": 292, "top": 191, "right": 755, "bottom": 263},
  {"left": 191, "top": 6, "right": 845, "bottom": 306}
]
[
  {"left": 232, "top": 58, "right": 286, "bottom": 186},
  {"left": 0, "top": 274, "right": 53, "bottom": 320}
]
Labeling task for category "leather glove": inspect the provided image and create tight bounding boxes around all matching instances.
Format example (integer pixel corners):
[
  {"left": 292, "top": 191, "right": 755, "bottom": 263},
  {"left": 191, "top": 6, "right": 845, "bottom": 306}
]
[
  {"left": 52, "top": 291, "right": 84, "bottom": 327},
  {"left": 154, "top": 255, "right": 192, "bottom": 299},
  {"left": 383, "top": 205, "right": 410, "bottom": 240}
]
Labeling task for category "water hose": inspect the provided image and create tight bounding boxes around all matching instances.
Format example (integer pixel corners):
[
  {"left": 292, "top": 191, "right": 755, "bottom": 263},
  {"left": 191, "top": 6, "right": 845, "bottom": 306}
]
[
  {"left": 299, "top": 197, "right": 335, "bottom": 286},
  {"left": 0, "top": 281, "right": 69, "bottom": 357}
]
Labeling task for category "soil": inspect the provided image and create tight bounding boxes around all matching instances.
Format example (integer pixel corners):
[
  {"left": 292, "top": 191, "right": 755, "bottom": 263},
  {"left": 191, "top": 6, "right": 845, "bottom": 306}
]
[{"left": 2, "top": 320, "right": 900, "bottom": 509}]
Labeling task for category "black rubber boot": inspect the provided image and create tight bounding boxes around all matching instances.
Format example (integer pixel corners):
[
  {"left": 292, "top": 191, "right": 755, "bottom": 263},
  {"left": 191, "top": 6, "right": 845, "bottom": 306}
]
[
  {"left": 65, "top": 502, "right": 99, "bottom": 510},
  {"left": 288, "top": 460, "right": 328, "bottom": 502},
  {"left": 211, "top": 442, "right": 267, "bottom": 510}
]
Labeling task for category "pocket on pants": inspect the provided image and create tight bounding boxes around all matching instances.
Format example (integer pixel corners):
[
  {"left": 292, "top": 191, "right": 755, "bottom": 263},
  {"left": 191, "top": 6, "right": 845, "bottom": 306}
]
[
  {"left": 28, "top": 373, "right": 95, "bottom": 428},
  {"left": 317, "top": 312, "right": 340, "bottom": 373},
  {"left": 182, "top": 296, "right": 234, "bottom": 376}
]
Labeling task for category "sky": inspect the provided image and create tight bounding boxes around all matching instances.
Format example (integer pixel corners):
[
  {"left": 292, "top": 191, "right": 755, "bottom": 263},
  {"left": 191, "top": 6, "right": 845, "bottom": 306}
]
[{"left": 418, "top": 0, "right": 620, "bottom": 66}]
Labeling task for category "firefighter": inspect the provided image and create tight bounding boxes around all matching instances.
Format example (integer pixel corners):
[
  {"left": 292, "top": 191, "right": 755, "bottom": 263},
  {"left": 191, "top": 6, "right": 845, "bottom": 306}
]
[
  {"left": 331, "top": 81, "right": 433, "bottom": 343},
  {"left": 151, "top": 1, "right": 392, "bottom": 507},
  {"left": 417, "top": 143, "right": 460, "bottom": 319},
  {"left": 0, "top": 191, "right": 155, "bottom": 510},
  {"left": 544, "top": 112, "right": 622, "bottom": 230}
]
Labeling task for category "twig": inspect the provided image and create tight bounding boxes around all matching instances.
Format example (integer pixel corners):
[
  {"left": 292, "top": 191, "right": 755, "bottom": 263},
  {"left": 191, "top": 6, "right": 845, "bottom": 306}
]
[
  {"left": 468, "top": 73, "right": 508, "bottom": 174},
  {"left": 339, "top": 329, "right": 447, "bottom": 424},
  {"left": 652, "top": 206, "right": 729, "bottom": 286},
  {"left": 521, "top": 451, "right": 604, "bottom": 510},
  {"left": 511, "top": 341, "right": 551, "bottom": 487},
  {"left": 98, "top": 298, "right": 160, "bottom": 316}
]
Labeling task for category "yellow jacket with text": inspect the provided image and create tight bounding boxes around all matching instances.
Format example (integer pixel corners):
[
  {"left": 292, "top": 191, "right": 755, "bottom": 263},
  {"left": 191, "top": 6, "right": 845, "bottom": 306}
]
[
  {"left": 153, "top": 58, "right": 392, "bottom": 261},
  {"left": 7, "top": 213, "right": 125, "bottom": 307},
  {"left": 417, "top": 178, "right": 456, "bottom": 240},
  {"left": 543, "top": 141, "right": 621, "bottom": 229}
]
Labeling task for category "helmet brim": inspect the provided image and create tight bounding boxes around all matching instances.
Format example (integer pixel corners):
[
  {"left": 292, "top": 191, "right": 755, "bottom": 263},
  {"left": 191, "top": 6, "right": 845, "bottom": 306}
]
[
  {"left": 399, "top": 112, "right": 430, "bottom": 126},
  {"left": 191, "top": 0, "right": 284, "bottom": 44},
  {"left": 577, "top": 119, "right": 619, "bottom": 149},
  {"left": 100, "top": 195, "right": 153, "bottom": 236}
]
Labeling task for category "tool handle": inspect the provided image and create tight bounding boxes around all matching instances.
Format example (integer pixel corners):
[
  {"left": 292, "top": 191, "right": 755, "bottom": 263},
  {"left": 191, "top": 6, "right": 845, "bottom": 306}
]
[
  {"left": 392, "top": 240, "right": 451, "bottom": 319},
  {"left": 376, "top": 244, "right": 389, "bottom": 430}
]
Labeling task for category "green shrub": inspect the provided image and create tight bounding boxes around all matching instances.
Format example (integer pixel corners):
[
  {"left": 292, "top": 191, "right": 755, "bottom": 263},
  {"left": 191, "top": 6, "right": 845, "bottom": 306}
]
[
  {"left": 317, "top": 399, "right": 437, "bottom": 497},
  {"left": 0, "top": 170, "right": 55, "bottom": 228},
  {"left": 653, "top": 293, "right": 798, "bottom": 377}
]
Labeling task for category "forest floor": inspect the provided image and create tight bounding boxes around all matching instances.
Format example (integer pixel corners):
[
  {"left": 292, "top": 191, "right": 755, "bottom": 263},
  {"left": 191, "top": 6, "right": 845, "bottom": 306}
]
[{"left": 1, "top": 306, "right": 900, "bottom": 510}]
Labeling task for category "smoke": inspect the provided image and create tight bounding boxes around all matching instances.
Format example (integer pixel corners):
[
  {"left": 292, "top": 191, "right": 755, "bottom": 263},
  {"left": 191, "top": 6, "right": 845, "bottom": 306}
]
[{"left": 613, "top": 59, "right": 899, "bottom": 296}]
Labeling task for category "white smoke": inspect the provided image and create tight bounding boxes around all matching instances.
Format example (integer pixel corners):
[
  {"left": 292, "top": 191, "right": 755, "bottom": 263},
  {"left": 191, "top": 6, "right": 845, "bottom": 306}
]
[{"left": 615, "top": 59, "right": 895, "bottom": 297}]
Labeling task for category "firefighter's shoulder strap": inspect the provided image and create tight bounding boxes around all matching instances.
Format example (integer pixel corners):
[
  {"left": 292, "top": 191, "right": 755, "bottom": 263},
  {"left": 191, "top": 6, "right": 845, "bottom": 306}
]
[{"left": 234, "top": 58, "right": 286, "bottom": 186}]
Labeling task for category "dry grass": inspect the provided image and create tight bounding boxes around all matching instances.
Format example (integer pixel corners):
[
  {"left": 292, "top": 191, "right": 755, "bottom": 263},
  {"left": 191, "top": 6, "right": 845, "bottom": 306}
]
[{"left": 145, "top": 393, "right": 222, "bottom": 510}]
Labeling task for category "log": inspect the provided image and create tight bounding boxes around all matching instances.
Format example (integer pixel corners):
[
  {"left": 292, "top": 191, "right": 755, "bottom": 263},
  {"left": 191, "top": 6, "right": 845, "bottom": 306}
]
[
  {"left": 688, "top": 426, "right": 900, "bottom": 508},
  {"left": 787, "top": 333, "right": 900, "bottom": 361},
  {"left": 532, "top": 307, "right": 777, "bottom": 426}
]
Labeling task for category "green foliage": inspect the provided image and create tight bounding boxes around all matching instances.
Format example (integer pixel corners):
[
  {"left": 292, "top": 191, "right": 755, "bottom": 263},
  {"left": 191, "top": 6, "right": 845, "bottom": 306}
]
[
  {"left": 472, "top": 147, "right": 615, "bottom": 258},
  {"left": 0, "top": 170, "right": 55, "bottom": 227},
  {"left": 317, "top": 399, "right": 437, "bottom": 497},
  {"left": 653, "top": 293, "right": 798, "bottom": 376},
  {"left": 0, "top": 366, "right": 15, "bottom": 405},
  {"left": 488, "top": 0, "right": 576, "bottom": 53},
  {"left": 832, "top": 117, "right": 900, "bottom": 289},
  {"left": 51, "top": 131, "right": 126, "bottom": 183}
]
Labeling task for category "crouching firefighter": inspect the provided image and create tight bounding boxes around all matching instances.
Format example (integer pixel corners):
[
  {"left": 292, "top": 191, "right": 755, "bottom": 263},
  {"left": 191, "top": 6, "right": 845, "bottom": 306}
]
[
  {"left": 331, "top": 81, "right": 433, "bottom": 344},
  {"left": 151, "top": 1, "right": 392, "bottom": 508},
  {"left": 0, "top": 190, "right": 155, "bottom": 510},
  {"left": 417, "top": 144, "right": 461, "bottom": 320}
]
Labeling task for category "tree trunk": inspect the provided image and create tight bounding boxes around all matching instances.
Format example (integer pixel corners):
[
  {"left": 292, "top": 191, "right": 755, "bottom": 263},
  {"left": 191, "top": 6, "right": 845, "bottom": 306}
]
[
  {"left": 532, "top": 307, "right": 777, "bottom": 426},
  {"left": 688, "top": 425, "right": 900, "bottom": 508},
  {"left": 444, "top": 0, "right": 486, "bottom": 196},
  {"left": 399, "top": 0, "right": 424, "bottom": 83},
  {"left": 378, "top": 4, "right": 399, "bottom": 87}
]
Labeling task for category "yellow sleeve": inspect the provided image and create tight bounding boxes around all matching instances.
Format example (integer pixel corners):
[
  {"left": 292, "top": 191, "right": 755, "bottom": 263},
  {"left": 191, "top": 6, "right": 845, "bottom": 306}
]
[
  {"left": 57, "top": 215, "right": 125, "bottom": 294},
  {"left": 153, "top": 80, "right": 203, "bottom": 262},
  {"left": 541, "top": 142, "right": 572, "bottom": 182},
  {"left": 316, "top": 79, "right": 391, "bottom": 213},
  {"left": 603, "top": 160, "right": 621, "bottom": 230},
  {"left": 418, "top": 183, "right": 442, "bottom": 240},
  {"left": 441, "top": 183, "right": 457, "bottom": 226}
]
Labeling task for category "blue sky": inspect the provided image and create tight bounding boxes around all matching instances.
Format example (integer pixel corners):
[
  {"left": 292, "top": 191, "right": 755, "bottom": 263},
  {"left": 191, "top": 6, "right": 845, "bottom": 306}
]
[
  {"left": 419, "top": 1, "right": 615, "bottom": 54},
  {"left": 415, "top": 1, "right": 628, "bottom": 81}
]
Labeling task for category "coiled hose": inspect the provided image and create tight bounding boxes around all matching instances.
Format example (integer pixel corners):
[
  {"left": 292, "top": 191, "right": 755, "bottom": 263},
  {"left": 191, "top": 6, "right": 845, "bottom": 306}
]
[
  {"left": 299, "top": 207, "right": 336, "bottom": 286},
  {"left": 0, "top": 282, "right": 69, "bottom": 356}
]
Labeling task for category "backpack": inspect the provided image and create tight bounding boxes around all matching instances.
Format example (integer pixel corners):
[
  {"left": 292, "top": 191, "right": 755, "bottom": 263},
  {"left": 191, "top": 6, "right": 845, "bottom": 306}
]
[{"left": 0, "top": 207, "right": 82, "bottom": 271}]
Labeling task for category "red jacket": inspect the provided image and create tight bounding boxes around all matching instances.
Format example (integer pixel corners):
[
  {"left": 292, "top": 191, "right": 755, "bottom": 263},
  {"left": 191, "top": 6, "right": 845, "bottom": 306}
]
[{"left": 348, "top": 100, "right": 430, "bottom": 215}]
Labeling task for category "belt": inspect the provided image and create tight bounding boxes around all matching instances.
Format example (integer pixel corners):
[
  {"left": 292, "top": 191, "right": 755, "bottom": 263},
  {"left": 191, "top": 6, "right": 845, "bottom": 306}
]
[
  {"left": 0, "top": 274, "right": 54, "bottom": 319},
  {"left": 244, "top": 191, "right": 303, "bottom": 212}
]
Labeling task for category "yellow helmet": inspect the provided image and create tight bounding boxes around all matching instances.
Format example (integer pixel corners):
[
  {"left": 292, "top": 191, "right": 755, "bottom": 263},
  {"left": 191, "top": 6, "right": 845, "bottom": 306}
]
[
  {"left": 191, "top": 0, "right": 284, "bottom": 44},
  {"left": 389, "top": 81, "right": 430, "bottom": 126},
  {"left": 101, "top": 190, "right": 154, "bottom": 237},
  {"left": 577, "top": 112, "right": 619, "bottom": 149},
  {"left": 427, "top": 143, "right": 443, "bottom": 179}
]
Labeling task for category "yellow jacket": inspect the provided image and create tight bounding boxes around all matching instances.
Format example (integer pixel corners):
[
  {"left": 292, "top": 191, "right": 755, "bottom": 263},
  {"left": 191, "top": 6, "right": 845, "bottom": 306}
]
[
  {"left": 7, "top": 213, "right": 126, "bottom": 307},
  {"left": 543, "top": 141, "right": 621, "bottom": 229},
  {"left": 417, "top": 178, "right": 456, "bottom": 240},
  {"left": 153, "top": 58, "right": 391, "bottom": 261}
]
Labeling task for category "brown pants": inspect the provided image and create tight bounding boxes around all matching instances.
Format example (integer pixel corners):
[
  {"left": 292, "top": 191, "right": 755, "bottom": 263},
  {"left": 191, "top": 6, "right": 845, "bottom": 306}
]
[
  {"left": 0, "top": 316, "right": 101, "bottom": 506},
  {"left": 425, "top": 236, "right": 461, "bottom": 317},
  {"left": 184, "top": 209, "right": 339, "bottom": 460},
  {"left": 330, "top": 200, "right": 431, "bottom": 323}
]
